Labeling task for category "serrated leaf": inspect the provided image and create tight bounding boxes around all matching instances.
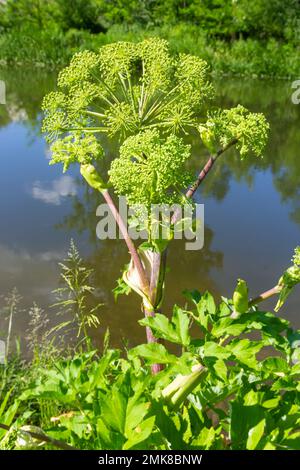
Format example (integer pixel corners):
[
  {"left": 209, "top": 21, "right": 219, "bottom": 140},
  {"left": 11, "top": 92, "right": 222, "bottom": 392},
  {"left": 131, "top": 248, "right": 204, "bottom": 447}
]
[
  {"left": 228, "top": 339, "right": 262, "bottom": 368},
  {"left": 123, "top": 416, "right": 156, "bottom": 450},
  {"left": 213, "top": 359, "right": 227, "bottom": 381},
  {"left": 139, "top": 308, "right": 190, "bottom": 346},
  {"left": 128, "top": 343, "right": 177, "bottom": 364},
  {"left": 203, "top": 342, "right": 231, "bottom": 360}
]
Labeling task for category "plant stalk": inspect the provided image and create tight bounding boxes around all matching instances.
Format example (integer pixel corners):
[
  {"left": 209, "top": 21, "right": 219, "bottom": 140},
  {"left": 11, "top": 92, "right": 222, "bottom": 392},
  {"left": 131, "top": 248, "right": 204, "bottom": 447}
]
[
  {"left": 101, "top": 190, "right": 165, "bottom": 370},
  {"left": 186, "top": 138, "right": 238, "bottom": 200},
  {"left": 249, "top": 285, "right": 282, "bottom": 307},
  {"left": 171, "top": 138, "right": 238, "bottom": 225},
  {"left": 162, "top": 364, "right": 208, "bottom": 409},
  {"left": 142, "top": 249, "right": 168, "bottom": 374},
  {"left": 102, "top": 190, "right": 150, "bottom": 298}
]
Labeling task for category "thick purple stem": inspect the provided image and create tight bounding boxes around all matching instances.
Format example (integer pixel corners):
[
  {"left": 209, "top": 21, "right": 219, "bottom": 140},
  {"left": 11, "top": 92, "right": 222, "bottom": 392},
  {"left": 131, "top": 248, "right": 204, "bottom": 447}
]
[
  {"left": 102, "top": 190, "right": 164, "bottom": 373},
  {"left": 102, "top": 190, "right": 150, "bottom": 298}
]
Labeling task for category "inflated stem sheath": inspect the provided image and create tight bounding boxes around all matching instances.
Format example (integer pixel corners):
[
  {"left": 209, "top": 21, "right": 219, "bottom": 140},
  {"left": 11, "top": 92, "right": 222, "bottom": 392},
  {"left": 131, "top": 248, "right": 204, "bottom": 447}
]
[{"left": 162, "top": 364, "right": 208, "bottom": 409}]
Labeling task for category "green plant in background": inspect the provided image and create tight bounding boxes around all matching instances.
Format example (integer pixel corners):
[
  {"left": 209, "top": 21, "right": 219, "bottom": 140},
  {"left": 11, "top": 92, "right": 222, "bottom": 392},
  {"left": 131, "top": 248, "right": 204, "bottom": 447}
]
[
  {"left": 51, "top": 240, "right": 102, "bottom": 349},
  {"left": 0, "top": 289, "right": 22, "bottom": 401},
  {"left": 0, "top": 1, "right": 299, "bottom": 77}
]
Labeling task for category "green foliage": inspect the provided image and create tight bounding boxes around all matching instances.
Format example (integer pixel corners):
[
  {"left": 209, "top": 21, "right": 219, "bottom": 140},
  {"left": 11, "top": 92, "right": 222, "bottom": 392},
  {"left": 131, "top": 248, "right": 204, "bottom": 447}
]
[
  {"left": 1, "top": 1, "right": 299, "bottom": 42},
  {"left": 2, "top": 284, "right": 300, "bottom": 450},
  {"left": 0, "top": 1, "right": 299, "bottom": 77}
]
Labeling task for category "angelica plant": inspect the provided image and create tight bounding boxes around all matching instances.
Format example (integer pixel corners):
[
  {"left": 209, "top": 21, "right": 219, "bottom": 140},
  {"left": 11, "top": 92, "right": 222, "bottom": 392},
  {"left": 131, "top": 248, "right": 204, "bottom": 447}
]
[{"left": 43, "top": 39, "right": 271, "bottom": 372}]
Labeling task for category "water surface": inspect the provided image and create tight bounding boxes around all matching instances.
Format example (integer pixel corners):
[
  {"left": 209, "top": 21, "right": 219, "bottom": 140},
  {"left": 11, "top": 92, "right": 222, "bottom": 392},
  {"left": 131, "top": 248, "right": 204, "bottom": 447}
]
[{"left": 0, "top": 67, "right": 299, "bottom": 348}]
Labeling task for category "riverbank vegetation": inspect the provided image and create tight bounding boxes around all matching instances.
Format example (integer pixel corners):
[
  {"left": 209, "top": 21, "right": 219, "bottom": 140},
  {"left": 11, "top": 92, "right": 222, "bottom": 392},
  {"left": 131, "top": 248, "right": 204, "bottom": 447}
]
[{"left": 0, "top": 0, "right": 299, "bottom": 77}]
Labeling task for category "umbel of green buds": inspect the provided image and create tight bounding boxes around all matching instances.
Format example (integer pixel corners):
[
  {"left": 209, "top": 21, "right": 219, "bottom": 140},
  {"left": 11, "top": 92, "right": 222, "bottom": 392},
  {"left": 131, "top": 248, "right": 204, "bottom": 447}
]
[
  {"left": 42, "top": 39, "right": 270, "bottom": 222},
  {"left": 42, "top": 38, "right": 214, "bottom": 171},
  {"left": 42, "top": 38, "right": 269, "bottom": 181},
  {"left": 109, "top": 129, "right": 193, "bottom": 207}
]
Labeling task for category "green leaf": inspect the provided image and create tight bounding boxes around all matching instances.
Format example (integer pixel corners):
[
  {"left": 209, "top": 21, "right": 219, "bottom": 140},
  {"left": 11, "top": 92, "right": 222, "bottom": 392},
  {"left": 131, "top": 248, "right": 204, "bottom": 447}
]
[
  {"left": 125, "top": 393, "right": 150, "bottom": 436},
  {"left": 203, "top": 342, "right": 231, "bottom": 360},
  {"left": 230, "top": 401, "right": 265, "bottom": 449},
  {"left": 113, "top": 276, "right": 132, "bottom": 301},
  {"left": 246, "top": 418, "right": 266, "bottom": 450},
  {"left": 172, "top": 307, "right": 191, "bottom": 346},
  {"left": 281, "top": 433, "right": 300, "bottom": 450},
  {"left": 262, "top": 397, "right": 281, "bottom": 409},
  {"left": 211, "top": 317, "right": 246, "bottom": 338},
  {"left": 192, "top": 291, "right": 216, "bottom": 331},
  {"left": 100, "top": 388, "right": 127, "bottom": 434},
  {"left": 128, "top": 343, "right": 177, "bottom": 364},
  {"left": 123, "top": 416, "right": 155, "bottom": 450},
  {"left": 139, "top": 314, "right": 177, "bottom": 343},
  {"left": 243, "top": 390, "right": 259, "bottom": 406},
  {"left": 0, "top": 400, "right": 19, "bottom": 440},
  {"left": 228, "top": 339, "right": 263, "bottom": 368},
  {"left": 262, "top": 357, "right": 289, "bottom": 376},
  {"left": 201, "top": 291, "right": 216, "bottom": 316},
  {"left": 191, "top": 426, "right": 216, "bottom": 449},
  {"left": 183, "top": 289, "right": 201, "bottom": 305},
  {"left": 0, "top": 389, "right": 13, "bottom": 418},
  {"left": 139, "top": 308, "right": 190, "bottom": 346},
  {"left": 291, "top": 362, "right": 300, "bottom": 375},
  {"left": 213, "top": 359, "right": 227, "bottom": 381}
]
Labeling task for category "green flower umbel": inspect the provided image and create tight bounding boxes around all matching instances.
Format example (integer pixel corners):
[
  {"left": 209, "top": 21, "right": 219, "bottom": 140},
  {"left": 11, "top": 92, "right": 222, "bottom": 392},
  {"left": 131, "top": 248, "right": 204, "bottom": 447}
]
[
  {"left": 42, "top": 39, "right": 213, "bottom": 165},
  {"left": 109, "top": 129, "right": 192, "bottom": 207}
]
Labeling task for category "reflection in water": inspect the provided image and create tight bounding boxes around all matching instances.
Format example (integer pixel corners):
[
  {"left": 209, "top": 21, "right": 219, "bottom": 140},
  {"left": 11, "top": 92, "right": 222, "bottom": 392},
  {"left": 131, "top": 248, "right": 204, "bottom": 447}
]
[
  {"left": 0, "top": 67, "right": 299, "bottom": 349},
  {"left": 32, "top": 175, "right": 77, "bottom": 205}
]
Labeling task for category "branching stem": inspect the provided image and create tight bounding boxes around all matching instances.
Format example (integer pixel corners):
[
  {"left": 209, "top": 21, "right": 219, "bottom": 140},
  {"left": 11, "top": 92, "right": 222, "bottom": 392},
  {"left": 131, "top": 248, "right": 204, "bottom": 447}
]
[{"left": 249, "top": 285, "right": 282, "bottom": 307}]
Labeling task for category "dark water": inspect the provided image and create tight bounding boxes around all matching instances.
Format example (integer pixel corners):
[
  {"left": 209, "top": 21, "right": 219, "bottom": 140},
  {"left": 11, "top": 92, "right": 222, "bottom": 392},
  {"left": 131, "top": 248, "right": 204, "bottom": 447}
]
[{"left": 0, "top": 67, "right": 299, "bottom": 349}]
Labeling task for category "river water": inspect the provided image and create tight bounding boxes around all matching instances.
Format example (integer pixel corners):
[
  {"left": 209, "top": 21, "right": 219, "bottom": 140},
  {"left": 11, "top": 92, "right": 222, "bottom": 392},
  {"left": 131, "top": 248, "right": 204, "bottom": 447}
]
[{"left": 0, "top": 67, "right": 299, "bottom": 349}]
